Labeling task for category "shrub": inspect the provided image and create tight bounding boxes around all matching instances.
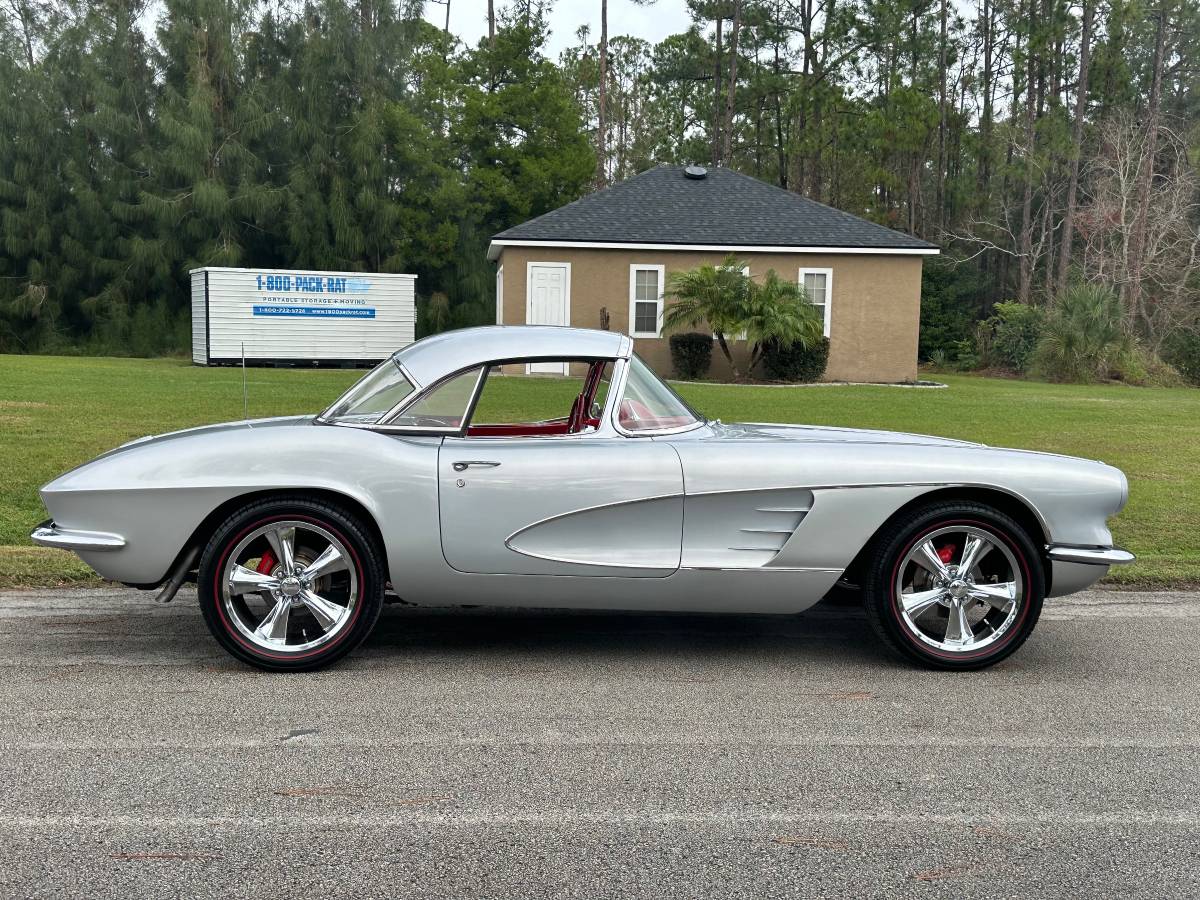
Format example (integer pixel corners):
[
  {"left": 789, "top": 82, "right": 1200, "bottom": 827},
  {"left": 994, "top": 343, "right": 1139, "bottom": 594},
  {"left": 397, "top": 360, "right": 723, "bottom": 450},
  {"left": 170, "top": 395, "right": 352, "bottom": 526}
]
[
  {"left": 979, "top": 301, "right": 1044, "bottom": 372},
  {"left": 1031, "top": 283, "right": 1130, "bottom": 383},
  {"left": 926, "top": 340, "right": 978, "bottom": 371},
  {"left": 1112, "top": 346, "right": 1185, "bottom": 387},
  {"left": 669, "top": 332, "right": 713, "bottom": 380},
  {"left": 949, "top": 339, "right": 979, "bottom": 371},
  {"left": 1163, "top": 329, "right": 1200, "bottom": 386},
  {"left": 761, "top": 336, "right": 830, "bottom": 382}
]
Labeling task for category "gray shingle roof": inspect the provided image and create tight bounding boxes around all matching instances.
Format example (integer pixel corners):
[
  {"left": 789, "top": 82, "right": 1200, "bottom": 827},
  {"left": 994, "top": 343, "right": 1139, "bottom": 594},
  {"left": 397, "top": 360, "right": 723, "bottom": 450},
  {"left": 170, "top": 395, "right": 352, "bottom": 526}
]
[{"left": 492, "top": 165, "right": 937, "bottom": 251}]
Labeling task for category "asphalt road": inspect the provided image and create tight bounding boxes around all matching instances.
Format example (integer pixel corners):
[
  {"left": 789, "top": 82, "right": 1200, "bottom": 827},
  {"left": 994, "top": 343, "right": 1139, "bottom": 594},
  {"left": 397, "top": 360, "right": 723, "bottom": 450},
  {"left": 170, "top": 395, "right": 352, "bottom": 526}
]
[{"left": 0, "top": 586, "right": 1197, "bottom": 899}]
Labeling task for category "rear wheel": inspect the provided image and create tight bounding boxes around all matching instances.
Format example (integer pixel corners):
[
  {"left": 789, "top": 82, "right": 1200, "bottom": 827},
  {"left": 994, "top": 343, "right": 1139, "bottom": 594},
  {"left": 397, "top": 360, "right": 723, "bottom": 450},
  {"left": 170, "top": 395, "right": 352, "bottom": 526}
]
[
  {"left": 862, "top": 502, "right": 1045, "bottom": 670},
  {"left": 197, "top": 497, "right": 385, "bottom": 672}
]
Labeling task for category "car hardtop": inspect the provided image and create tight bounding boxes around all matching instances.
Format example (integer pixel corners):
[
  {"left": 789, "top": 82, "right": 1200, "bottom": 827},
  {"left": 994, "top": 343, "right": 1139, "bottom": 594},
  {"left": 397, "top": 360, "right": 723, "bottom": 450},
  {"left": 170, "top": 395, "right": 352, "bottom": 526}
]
[{"left": 394, "top": 326, "right": 632, "bottom": 388}]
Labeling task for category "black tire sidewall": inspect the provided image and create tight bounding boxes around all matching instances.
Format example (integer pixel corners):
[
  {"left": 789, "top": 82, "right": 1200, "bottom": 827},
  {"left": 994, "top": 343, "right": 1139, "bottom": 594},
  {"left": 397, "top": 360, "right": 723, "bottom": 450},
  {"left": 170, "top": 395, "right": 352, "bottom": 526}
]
[
  {"left": 197, "top": 498, "right": 385, "bottom": 672},
  {"left": 864, "top": 503, "right": 1045, "bottom": 670}
]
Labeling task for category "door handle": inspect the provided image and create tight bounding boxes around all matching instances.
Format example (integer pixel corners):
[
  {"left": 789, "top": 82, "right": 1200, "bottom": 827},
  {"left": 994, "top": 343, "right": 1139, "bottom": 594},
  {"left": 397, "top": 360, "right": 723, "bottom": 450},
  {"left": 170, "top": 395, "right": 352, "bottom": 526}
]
[{"left": 452, "top": 460, "right": 501, "bottom": 472}]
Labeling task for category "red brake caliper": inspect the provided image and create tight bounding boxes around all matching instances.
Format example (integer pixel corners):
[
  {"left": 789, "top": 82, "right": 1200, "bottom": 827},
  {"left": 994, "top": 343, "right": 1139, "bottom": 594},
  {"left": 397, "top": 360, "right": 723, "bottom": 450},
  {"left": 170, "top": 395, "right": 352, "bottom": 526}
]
[
  {"left": 257, "top": 551, "right": 277, "bottom": 576},
  {"left": 937, "top": 545, "right": 955, "bottom": 565}
]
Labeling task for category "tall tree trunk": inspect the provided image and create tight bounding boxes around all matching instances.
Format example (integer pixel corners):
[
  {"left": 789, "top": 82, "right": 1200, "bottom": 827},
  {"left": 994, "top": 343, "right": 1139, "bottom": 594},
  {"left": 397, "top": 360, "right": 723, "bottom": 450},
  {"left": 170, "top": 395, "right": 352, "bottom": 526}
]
[
  {"left": 773, "top": 33, "right": 787, "bottom": 188},
  {"left": 936, "top": 0, "right": 948, "bottom": 232},
  {"left": 596, "top": 0, "right": 608, "bottom": 187},
  {"left": 488, "top": 0, "right": 495, "bottom": 45},
  {"left": 1056, "top": 0, "right": 1092, "bottom": 296},
  {"left": 807, "top": 0, "right": 834, "bottom": 201},
  {"left": 11, "top": 0, "right": 36, "bottom": 69},
  {"left": 721, "top": 0, "right": 742, "bottom": 164},
  {"left": 1018, "top": 0, "right": 1038, "bottom": 304},
  {"left": 977, "top": 0, "right": 994, "bottom": 207},
  {"left": 711, "top": 15, "right": 723, "bottom": 165},
  {"left": 1127, "top": 5, "right": 1167, "bottom": 335},
  {"left": 794, "top": 0, "right": 813, "bottom": 191}
]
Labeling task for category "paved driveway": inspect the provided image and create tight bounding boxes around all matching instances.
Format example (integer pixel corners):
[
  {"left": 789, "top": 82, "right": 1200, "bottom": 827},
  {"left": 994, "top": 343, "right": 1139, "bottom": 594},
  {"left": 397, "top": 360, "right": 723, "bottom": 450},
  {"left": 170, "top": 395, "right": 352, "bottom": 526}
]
[{"left": 0, "top": 587, "right": 1197, "bottom": 898}]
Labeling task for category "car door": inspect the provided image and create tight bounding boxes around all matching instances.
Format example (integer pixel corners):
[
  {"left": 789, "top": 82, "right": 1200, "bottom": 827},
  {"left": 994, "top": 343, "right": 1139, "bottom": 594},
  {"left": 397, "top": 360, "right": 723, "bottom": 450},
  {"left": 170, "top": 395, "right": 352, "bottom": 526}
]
[{"left": 438, "top": 436, "right": 683, "bottom": 577}]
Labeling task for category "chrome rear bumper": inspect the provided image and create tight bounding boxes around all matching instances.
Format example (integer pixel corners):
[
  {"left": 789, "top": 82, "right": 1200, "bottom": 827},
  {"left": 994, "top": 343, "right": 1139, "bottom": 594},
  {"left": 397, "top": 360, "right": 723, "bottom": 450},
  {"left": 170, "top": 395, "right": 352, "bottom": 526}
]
[
  {"left": 30, "top": 520, "right": 126, "bottom": 552},
  {"left": 1047, "top": 545, "right": 1135, "bottom": 566}
]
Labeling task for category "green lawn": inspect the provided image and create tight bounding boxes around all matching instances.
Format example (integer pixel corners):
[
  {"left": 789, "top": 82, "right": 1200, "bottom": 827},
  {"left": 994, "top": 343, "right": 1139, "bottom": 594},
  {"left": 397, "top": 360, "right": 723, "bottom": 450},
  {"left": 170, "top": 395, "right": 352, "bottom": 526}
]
[{"left": 2, "top": 354, "right": 1197, "bottom": 589}]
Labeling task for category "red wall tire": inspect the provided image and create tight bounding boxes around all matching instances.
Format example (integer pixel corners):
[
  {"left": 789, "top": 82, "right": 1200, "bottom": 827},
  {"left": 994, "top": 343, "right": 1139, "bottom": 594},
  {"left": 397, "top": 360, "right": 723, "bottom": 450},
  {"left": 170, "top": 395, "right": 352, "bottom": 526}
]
[
  {"left": 862, "top": 501, "right": 1045, "bottom": 670},
  {"left": 197, "top": 497, "right": 386, "bottom": 672}
]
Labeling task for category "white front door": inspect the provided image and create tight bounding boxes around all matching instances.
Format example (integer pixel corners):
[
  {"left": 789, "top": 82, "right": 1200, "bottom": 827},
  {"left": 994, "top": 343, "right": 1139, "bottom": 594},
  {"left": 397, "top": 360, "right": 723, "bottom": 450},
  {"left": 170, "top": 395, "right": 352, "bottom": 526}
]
[{"left": 526, "top": 263, "right": 569, "bottom": 374}]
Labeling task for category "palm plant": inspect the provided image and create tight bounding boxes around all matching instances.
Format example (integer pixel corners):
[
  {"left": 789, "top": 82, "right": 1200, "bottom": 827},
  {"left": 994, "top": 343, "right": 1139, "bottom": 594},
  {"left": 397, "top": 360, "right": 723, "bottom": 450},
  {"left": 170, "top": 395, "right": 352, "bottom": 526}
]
[
  {"left": 663, "top": 257, "right": 823, "bottom": 381},
  {"left": 662, "top": 256, "right": 752, "bottom": 378},
  {"left": 1033, "top": 283, "right": 1131, "bottom": 382},
  {"left": 741, "top": 270, "right": 825, "bottom": 373}
]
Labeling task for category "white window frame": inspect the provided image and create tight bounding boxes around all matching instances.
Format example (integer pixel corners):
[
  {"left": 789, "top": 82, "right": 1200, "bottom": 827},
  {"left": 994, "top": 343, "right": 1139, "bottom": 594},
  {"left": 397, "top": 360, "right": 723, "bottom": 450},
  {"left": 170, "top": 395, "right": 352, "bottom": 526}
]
[
  {"left": 628, "top": 263, "right": 665, "bottom": 339},
  {"left": 798, "top": 267, "right": 833, "bottom": 338},
  {"left": 495, "top": 265, "right": 504, "bottom": 325}
]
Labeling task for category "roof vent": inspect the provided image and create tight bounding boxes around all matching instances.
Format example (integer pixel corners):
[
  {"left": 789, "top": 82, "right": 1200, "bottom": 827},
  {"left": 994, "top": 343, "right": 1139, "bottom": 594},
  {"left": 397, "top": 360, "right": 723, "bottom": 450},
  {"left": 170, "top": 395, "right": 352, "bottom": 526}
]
[{"left": 684, "top": 165, "right": 708, "bottom": 180}]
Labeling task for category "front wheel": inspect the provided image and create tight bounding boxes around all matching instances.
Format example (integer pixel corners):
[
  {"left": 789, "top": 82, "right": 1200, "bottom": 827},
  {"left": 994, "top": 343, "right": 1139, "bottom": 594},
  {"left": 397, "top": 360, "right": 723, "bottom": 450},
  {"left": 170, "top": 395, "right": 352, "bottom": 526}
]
[
  {"left": 197, "top": 497, "right": 385, "bottom": 672},
  {"left": 862, "top": 502, "right": 1045, "bottom": 670}
]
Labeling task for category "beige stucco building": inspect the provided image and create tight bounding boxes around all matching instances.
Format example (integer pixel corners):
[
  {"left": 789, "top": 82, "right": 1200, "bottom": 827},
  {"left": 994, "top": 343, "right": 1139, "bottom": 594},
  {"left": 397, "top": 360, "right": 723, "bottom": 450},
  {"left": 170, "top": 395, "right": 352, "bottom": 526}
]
[{"left": 488, "top": 165, "right": 938, "bottom": 383}]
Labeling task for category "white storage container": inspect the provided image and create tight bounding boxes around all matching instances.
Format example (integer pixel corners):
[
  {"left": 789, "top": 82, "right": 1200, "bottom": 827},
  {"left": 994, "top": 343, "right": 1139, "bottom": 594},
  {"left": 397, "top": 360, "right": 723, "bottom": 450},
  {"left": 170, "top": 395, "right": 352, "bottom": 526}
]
[{"left": 190, "top": 267, "right": 416, "bottom": 365}]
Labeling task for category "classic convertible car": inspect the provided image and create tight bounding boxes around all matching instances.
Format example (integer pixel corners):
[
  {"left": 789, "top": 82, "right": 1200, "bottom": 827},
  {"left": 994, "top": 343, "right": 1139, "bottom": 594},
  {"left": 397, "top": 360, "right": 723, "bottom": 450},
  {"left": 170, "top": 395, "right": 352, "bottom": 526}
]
[{"left": 33, "top": 326, "right": 1132, "bottom": 671}]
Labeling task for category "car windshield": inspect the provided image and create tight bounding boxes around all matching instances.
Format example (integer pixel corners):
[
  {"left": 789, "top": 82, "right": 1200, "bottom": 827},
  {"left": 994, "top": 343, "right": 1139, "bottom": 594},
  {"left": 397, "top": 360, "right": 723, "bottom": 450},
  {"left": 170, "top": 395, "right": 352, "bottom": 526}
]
[
  {"left": 322, "top": 358, "right": 415, "bottom": 425},
  {"left": 617, "top": 355, "right": 702, "bottom": 432}
]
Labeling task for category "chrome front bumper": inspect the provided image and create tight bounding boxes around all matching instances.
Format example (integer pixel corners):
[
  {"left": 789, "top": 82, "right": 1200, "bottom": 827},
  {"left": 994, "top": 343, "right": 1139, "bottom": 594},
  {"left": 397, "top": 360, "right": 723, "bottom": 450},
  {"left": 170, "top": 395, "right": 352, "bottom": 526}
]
[
  {"left": 30, "top": 520, "right": 126, "bottom": 552},
  {"left": 1047, "top": 545, "right": 1135, "bottom": 566}
]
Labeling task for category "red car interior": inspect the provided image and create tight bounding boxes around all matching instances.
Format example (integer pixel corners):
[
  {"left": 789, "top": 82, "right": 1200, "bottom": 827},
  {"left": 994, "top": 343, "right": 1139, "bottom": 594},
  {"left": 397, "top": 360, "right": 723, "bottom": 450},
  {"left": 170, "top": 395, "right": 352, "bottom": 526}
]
[
  {"left": 465, "top": 361, "right": 608, "bottom": 438},
  {"left": 617, "top": 399, "right": 693, "bottom": 431}
]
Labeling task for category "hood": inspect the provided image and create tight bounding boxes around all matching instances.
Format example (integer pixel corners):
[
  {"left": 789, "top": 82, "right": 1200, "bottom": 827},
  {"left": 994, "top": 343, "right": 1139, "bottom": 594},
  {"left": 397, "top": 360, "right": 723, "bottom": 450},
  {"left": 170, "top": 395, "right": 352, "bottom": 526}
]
[
  {"left": 43, "top": 414, "right": 317, "bottom": 490},
  {"left": 87, "top": 415, "right": 316, "bottom": 463},
  {"left": 716, "top": 421, "right": 984, "bottom": 448}
]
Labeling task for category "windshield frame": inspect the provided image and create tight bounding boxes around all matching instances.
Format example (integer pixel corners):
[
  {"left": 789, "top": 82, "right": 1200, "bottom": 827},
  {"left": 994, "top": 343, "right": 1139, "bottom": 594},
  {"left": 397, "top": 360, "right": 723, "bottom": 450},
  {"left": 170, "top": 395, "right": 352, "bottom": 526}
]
[
  {"left": 316, "top": 356, "right": 420, "bottom": 426},
  {"left": 610, "top": 354, "right": 706, "bottom": 437}
]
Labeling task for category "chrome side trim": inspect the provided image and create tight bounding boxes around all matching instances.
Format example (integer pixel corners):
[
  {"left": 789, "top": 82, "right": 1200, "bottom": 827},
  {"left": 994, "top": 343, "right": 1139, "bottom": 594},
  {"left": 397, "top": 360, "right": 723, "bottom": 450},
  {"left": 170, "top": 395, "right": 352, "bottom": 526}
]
[
  {"left": 682, "top": 482, "right": 1053, "bottom": 544},
  {"left": 30, "top": 522, "right": 126, "bottom": 552},
  {"left": 1047, "top": 545, "right": 1135, "bottom": 566},
  {"left": 685, "top": 566, "right": 842, "bottom": 574}
]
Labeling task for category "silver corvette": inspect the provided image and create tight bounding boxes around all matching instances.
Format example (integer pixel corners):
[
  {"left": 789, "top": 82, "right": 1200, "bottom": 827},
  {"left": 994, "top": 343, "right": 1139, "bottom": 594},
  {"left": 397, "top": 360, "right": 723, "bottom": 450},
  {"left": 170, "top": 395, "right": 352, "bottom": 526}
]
[{"left": 32, "top": 325, "right": 1132, "bottom": 671}]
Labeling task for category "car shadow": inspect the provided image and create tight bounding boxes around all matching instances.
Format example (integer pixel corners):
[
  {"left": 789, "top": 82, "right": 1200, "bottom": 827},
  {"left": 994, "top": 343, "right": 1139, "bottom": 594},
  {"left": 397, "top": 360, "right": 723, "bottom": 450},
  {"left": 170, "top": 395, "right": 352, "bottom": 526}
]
[{"left": 360, "top": 593, "right": 884, "bottom": 667}]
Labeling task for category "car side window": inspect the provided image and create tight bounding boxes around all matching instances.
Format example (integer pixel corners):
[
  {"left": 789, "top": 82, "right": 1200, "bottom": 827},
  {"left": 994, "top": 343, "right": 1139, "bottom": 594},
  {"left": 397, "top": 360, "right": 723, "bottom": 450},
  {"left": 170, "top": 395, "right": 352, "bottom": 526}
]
[
  {"left": 466, "top": 360, "right": 614, "bottom": 437},
  {"left": 389, "top": 367, "right": 484, "bottom": 430}
]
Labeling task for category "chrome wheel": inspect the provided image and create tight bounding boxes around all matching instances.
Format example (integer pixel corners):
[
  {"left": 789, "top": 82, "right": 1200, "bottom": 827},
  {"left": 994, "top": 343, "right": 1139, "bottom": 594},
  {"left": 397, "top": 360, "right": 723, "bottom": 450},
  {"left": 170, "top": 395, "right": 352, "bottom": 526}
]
[
  {"left": 895, "top": 525, "right": 1023, "bottom": 655},
  {"left": 220, "top": 520, "right": 359, "bottom": 655}
]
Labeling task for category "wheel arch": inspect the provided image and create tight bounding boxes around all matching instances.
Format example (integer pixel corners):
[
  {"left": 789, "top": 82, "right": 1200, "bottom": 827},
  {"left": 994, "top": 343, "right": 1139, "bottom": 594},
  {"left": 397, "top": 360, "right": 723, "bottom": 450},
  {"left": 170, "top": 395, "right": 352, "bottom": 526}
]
[
  {"left": 842, "top": 486, "right": 1050, "bottom": 589},
  {"left": 159, "top": 488, "right": 390, "bottom": 588}
]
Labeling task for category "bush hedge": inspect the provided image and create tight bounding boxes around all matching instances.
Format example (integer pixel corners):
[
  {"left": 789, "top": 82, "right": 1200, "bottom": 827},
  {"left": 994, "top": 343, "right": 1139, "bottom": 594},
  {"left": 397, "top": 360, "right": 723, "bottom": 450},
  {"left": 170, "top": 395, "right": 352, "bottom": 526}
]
[
  {"left": 975, "top": 301, "right": 1044, "bottom": 373},
  {"left": 761, "top": 337, "right": 830, "bottom": 382},
  {"left": 669, "top": 332, "right": 713, "bottom": 380},
  {"left": 1164, "top": 329, "right": 1200, "bottom": 386}
]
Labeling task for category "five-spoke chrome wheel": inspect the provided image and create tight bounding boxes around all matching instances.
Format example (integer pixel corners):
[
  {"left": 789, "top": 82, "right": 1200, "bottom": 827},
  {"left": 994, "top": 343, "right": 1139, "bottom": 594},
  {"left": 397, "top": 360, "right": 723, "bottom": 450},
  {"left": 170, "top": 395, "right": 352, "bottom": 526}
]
[
  {"left": 894, "top": 524, "right": 1023, "bottom": 654},
  {"left": 220, "top": 520, "right": 359, "bottom": 655}
]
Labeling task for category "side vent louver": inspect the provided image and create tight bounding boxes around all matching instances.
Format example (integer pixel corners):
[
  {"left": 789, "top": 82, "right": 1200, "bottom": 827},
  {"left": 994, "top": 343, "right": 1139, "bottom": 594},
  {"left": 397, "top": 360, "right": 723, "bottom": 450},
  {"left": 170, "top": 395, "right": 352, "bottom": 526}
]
[{"left": 681, "top": 489, "right": 815, "bottom": 569}]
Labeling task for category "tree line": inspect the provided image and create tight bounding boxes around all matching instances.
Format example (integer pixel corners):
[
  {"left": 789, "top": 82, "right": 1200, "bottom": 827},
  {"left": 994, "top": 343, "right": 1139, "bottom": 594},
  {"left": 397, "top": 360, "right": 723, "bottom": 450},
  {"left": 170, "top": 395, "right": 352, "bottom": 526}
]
[
  {"left": 1, "top": 0, "right": 1196, "bottom": 364},
  {"left": 0, "top": 0, "right": 593, "bottom": 354}
]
